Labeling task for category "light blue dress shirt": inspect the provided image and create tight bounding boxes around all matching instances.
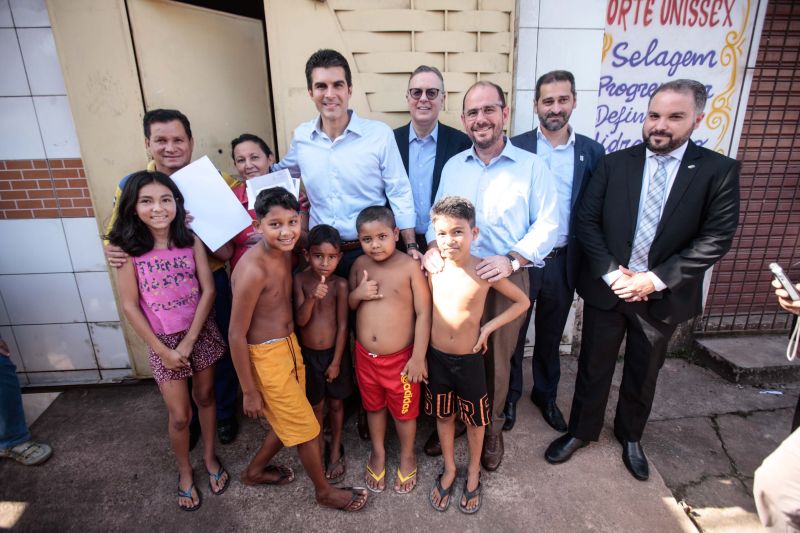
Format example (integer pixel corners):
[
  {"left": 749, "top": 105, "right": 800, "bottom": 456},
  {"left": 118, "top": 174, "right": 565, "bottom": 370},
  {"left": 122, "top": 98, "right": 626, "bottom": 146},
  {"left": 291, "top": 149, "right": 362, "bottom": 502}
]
[
  {"left": 273, "top": 110, "right": 415, "bottom": 241},
  {"left": 534, "top": 128, "right": 575, "bottom": 248},
  {"left": 426, "top": 139, "right": 559, "bottom": 266},
  {"left": 408, "top": 123, "right": 438, "bottom": 234}
]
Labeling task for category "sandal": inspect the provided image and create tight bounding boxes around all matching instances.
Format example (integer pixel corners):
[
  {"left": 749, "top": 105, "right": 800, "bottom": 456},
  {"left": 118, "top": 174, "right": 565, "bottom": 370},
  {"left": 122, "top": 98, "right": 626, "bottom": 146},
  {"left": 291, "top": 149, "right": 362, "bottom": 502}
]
[
  {"left": 394, "top": 466, "right": 417, "bottom": 494},
  {"left": 339, "top": 486, "right": 369, "bottom": 512},
  {"left": 429, "top": 471, "right": 455, "bottom": 512},
  {"left": 458, "top": 475, "right": 482, "bottom": 515},
  {"left": 178, "top": 481, "right": 202, "bottom": 512},
  {"left": 325, "top": 443, "right": 346, "bottom": 484},
  {"left": 207, "top": 457, "right": 231, "bottom": 496},
  {"left": 364, "top": 464, "right": 385, "bottom": 493}
]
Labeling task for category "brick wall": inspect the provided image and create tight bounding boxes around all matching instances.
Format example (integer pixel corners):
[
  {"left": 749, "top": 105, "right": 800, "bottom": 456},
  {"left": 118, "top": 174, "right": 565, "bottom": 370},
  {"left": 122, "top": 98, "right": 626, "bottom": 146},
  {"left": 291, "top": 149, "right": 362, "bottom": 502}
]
[{"left": 0, "top": 158, "right": 94, "bottom": 219}]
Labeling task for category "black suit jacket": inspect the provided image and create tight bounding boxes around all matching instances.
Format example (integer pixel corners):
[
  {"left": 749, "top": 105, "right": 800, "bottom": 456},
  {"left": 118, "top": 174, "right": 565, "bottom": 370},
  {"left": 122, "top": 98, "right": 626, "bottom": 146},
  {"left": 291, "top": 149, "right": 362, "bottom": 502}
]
[
  {"left": 394, "top": 121, "right": 472, "bottom": 204},
  {"left": 575, "top": 140, "right": 740, "bottom": 324},
  {"left": 510, "top": 128, "right": 605, "bottom": 289}
]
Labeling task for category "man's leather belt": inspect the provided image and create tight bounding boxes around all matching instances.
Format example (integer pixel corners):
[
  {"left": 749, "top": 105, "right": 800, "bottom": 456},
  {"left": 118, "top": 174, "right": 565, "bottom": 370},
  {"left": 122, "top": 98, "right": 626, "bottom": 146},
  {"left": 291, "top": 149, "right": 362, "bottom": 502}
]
[{"left": 545, "top": 246, "right": 567, "bottom": 260}]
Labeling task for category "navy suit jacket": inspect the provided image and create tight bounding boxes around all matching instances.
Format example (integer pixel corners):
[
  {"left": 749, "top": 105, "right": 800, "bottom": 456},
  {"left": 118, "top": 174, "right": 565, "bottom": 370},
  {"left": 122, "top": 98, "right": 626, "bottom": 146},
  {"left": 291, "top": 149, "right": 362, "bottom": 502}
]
[
  {"left": 509, "top": 128, "right": 604, "bottom": 289},
  {"left": 575, "top": 140, "right": 740, "bottom": 324},
  {"left": 394, "top": 121, "right": 472, "bottom": 205}
]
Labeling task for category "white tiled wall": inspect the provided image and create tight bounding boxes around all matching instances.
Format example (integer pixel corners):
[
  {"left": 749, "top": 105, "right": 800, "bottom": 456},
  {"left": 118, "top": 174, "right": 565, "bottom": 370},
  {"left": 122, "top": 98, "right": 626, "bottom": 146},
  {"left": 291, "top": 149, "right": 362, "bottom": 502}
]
[
  {"left": 0, "top": 217, "right": 132, "bottom": 385},
  {"left": 512, "top": 0, "right": 606, "bottom": 138},
  {"left": 0, "top": 0, "right": 80, "bottom": 160},
  {"left": 513, "top": 0, "right": 607, "bottom": 354},
  {"left": 0, "top": 1, "right": 127, "bottom": 386}
]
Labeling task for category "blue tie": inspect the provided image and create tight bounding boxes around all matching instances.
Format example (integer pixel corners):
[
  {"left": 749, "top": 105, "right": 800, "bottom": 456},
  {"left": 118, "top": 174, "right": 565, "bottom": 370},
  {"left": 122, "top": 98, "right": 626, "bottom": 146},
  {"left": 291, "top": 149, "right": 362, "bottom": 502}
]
[{"left": 629, "top": 155, "right": 670, "bottom": 272}]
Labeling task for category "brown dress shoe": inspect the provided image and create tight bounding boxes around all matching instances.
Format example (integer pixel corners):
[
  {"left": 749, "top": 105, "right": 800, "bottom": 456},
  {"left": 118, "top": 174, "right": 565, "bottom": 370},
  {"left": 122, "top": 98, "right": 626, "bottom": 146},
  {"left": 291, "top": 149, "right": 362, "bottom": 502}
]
[{"left": 480, "top": 432, "right": 504, "bottom": 471}]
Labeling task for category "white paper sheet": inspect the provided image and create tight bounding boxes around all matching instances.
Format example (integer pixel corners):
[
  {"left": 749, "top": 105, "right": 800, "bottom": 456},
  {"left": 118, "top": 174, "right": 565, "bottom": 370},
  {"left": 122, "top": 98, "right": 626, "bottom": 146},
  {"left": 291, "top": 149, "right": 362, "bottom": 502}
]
[
  {"left": 170, "top": 156, "right": 252, "bottom": 252},
  {"left": 245, "top": 169, "right": 300, "bottom": 208}
]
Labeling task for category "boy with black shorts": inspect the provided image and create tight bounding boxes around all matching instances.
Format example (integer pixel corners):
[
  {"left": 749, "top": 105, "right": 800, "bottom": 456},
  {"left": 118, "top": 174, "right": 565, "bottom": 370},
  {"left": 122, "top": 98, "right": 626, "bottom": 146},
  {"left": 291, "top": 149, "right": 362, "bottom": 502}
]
[
  {"left": 294, "top": 224, "right": 352, "bottom": 483},
  {"left": 425, "top": 196, "right": 529, "bottom": 514}
]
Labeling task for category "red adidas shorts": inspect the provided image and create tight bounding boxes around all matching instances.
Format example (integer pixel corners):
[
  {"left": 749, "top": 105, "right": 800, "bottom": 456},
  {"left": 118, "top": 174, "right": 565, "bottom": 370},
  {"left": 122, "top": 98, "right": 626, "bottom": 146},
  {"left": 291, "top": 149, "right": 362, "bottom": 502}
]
[{"left": 355, "top": 341, "right": 420, "bottom": 421}]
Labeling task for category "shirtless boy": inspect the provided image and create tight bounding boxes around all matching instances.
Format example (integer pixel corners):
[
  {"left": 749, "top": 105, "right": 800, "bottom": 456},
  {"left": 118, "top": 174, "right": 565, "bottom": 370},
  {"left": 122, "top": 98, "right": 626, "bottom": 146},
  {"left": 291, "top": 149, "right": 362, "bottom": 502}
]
[
  {"left": 229, "top": 187, "right": 367, "bottom": 512},
  {"left": 348, "top": 206, "right": 431, "bottom": 494},
  {"left": 426, "top": 196, "right": 529, "bottom": 514},
  {"left": 294, "top": 224, "right": 352, "bottom": 483}
]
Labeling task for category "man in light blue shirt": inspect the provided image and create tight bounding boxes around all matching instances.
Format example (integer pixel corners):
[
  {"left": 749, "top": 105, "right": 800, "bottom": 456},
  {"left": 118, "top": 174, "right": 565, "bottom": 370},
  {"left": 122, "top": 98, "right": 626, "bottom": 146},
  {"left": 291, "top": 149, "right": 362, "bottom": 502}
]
[
  {"left": 273, "top": 49, "right": 420, "bottom": 276},
  {"left": 423, "top": 81, "right": 559, "bottom": 471}
]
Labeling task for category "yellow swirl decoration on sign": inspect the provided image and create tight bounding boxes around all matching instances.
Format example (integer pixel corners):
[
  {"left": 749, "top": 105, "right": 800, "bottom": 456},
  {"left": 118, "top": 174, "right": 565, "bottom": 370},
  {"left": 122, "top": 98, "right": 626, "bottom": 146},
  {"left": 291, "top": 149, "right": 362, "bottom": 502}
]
[
  {"left": 602, "top": 32, "right": 613, "bottom": 62},
  {"left": 706, "top": 0, "right": 751, "bottom": 154}
]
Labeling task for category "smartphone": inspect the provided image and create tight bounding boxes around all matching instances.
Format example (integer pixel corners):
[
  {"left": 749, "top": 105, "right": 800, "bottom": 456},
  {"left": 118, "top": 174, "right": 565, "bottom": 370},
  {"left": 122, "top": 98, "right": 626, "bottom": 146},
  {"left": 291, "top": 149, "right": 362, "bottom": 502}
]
[{"left": 769, "top": 263, "right": 800, "bottom": 301}]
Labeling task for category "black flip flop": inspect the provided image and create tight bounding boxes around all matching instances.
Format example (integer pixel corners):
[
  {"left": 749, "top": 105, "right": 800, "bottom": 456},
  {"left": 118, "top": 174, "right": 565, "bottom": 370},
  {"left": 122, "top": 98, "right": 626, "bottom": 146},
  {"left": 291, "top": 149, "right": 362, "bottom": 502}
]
[
  {"left": 429, "top": 472, "right": 455, "bottom": 512},
  {"left": 458, "top": 476, "right": 482, "bottom": 515}
]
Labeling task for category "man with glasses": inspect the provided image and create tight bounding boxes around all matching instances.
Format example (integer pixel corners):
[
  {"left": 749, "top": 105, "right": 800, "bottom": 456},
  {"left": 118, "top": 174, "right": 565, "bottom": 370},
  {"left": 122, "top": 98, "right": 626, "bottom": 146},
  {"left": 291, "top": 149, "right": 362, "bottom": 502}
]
[
  {"left": 393, "top": 66, "right": 471, "bottom": 254},
  {"left": 422, "top": 81, "right": 559, "bottom": 471}
]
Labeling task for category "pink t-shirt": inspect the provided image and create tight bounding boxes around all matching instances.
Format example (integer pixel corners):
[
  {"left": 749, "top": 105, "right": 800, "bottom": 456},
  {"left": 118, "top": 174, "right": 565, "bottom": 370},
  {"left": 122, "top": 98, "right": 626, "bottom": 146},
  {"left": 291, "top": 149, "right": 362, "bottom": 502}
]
[{"left": 133, "top": 247, "right": 199, "bottom": 335}]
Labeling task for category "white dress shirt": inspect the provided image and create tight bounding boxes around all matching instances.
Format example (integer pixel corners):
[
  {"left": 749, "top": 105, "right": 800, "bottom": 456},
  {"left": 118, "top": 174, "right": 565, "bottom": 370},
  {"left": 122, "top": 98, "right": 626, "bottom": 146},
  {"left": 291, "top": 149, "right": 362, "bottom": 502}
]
[
  {"left": 273, "top": 110, "right": 415, "bottom": 241},
  {"left": 426, "top": 139, "right": 559, "bottom": 266},
  {"left": 603, "top": 141, "right": 689, "bottom": 289}
]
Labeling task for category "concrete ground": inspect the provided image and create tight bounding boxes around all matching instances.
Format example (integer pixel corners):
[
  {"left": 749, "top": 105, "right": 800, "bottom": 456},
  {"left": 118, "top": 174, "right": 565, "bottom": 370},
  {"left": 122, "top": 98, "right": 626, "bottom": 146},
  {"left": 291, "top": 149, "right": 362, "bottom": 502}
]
[{"left": 2, "top": 355, "right": 797, "bottom": 532}]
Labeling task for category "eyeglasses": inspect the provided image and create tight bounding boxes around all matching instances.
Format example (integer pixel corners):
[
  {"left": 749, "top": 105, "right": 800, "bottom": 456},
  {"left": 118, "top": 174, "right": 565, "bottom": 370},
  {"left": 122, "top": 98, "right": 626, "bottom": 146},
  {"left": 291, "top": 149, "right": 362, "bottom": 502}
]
[
  {"left": 408, "top": 88, "right": 441, "bottom": 100},
  {"left": 464, "top": 104, "right": 504, "bottom": 120}
]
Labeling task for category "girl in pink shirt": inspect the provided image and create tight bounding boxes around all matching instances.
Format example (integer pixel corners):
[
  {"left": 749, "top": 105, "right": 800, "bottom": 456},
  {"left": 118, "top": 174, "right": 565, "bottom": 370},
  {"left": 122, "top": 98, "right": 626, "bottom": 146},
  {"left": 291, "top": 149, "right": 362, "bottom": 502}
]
[{"left": 107, "top": 170, "right": 229, "bottom": 512}]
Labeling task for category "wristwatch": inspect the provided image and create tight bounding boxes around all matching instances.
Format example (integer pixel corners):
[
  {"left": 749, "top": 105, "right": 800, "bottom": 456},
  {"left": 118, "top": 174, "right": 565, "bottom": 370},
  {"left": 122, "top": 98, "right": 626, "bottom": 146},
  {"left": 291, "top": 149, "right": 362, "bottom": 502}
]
[{"left": 506, "top": 253, "right": 520, "bottom": 272}]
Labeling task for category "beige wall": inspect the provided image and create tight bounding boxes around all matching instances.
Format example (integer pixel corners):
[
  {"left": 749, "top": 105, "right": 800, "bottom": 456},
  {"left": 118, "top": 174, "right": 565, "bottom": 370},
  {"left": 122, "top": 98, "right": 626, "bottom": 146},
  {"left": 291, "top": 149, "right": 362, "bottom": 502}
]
[
  {"left": 47, "top": 0, "right": 150, "bottom": 376},
  {"left": 265, "top": 0, "right": 516, "bottom": 156}
]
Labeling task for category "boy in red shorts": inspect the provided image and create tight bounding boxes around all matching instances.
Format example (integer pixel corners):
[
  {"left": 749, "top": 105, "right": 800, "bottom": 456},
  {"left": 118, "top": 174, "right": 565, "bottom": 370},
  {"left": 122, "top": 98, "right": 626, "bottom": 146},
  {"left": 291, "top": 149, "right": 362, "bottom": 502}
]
[
  {"left": 348, "top": 206, "right": 431, "bottom": 494},
  {"left": 426, "top": 196, "right": 529, "bottom": 514}
]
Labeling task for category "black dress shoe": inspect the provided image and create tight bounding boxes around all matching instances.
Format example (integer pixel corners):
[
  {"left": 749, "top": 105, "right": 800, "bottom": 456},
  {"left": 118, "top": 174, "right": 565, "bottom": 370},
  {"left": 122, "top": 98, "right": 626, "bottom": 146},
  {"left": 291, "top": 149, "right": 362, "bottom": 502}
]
[
  {"left": 502, "top": 401, "right": 517, "bottom": 431},
  {"left": 532, "top": 396, "right": 568, "bottom": 433},
  {"left": 189, "top": 419, "right": 201, "bottom": 452},
  {"left": 544, "top": 434, "right": 588, "bottom": 464},
  {"left": 217, "top": 417, "right": 239, "bottom": 445},
  {"left": 619, "top": 439, "right": 649, "bottom": 481}
]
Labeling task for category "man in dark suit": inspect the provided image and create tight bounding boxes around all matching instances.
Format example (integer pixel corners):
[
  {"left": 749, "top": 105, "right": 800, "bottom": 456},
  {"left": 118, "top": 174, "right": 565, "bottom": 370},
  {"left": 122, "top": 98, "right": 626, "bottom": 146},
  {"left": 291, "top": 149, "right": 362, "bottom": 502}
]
[
  {"left": 545, "top": 79, "right": 740, "bottom": 481},
  {"left": 504, "top": 70, "right": 604, "bottom": 433},
  {"left": 394, "top": 65, "right": 471, "bottom": 457},
  {"left": 394, "top": 65, "right": 471, "bottom": 254}
]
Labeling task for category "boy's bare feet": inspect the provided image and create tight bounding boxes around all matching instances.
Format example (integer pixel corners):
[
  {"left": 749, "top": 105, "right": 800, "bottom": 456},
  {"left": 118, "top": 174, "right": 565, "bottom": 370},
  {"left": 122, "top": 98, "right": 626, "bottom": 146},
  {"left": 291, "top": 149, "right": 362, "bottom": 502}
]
[
  {"left": 317, "top": 486, "right": 369, "bottom": 512},
  {"left": 240, "top": 464, "right": 295, "bottom": 486},
  {"left": 429, "top": 468, "right": 456, "bottom": 511}
]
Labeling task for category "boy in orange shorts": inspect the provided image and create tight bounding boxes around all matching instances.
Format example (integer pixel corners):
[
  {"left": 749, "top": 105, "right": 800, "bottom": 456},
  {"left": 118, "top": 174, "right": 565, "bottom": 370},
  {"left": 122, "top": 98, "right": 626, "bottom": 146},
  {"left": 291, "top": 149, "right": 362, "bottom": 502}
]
[
  {"left": 348, "top": 206, "right": 431, "bottom": 494},
  {"left": 229, "top": 187, "right": 367, "bottom": 512},
  {"left": 426, "top": 196, "right": 529, "bottom": 514}
]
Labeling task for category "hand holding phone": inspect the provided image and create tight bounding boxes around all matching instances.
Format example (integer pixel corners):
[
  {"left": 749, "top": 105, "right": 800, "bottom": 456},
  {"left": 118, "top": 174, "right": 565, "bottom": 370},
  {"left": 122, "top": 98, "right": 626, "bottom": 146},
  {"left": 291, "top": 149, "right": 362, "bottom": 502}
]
[{"left": 769, "top": 263, "right": 800, "bottom": 301}]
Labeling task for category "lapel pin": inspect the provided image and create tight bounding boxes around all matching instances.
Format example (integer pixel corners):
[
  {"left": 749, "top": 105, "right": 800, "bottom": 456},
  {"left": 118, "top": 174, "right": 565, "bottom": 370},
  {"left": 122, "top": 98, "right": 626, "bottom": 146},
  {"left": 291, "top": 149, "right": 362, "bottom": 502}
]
[
  {"left": 580, "top": 155, "right": 584, "bottom": 161},
  {"left": 688, "top": 164, "right": 696, "bottom": 169}
]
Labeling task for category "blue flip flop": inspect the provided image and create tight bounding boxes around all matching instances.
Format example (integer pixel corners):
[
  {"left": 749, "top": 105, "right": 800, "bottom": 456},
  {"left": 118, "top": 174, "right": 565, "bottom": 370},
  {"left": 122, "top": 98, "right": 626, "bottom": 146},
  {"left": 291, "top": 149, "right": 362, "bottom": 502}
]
[
  {"left": 208, "top": 458, "right": 231, "bottom": 496},
  {"left": 178, "top": 482, "right": 202, "bottom": 512}
]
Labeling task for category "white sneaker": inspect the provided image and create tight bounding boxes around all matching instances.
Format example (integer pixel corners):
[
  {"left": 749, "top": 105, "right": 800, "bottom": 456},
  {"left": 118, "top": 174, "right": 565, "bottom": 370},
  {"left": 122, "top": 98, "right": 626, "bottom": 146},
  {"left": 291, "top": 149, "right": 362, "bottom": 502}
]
[{"left": 0, "top": 440, "right": 53, "bottom": 465}]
